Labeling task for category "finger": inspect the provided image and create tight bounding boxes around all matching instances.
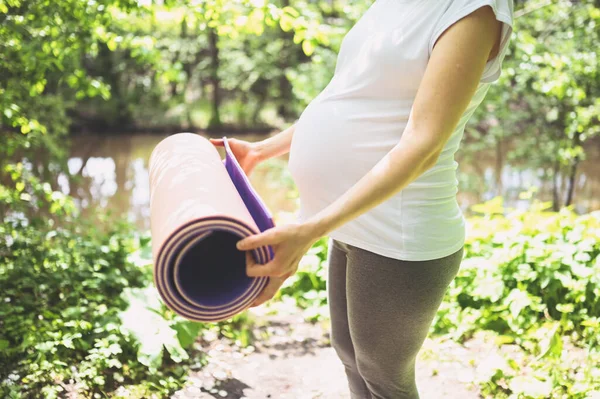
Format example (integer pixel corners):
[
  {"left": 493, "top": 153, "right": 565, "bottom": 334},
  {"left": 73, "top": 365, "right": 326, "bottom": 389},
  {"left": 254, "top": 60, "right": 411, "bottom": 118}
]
[
  {"left": 209, "top": 138, "right": 224, "bottom": 147},
  {"left": 246, "top": 259, "right": 286, "bottom": 278},
  {"left": 250, "top": 294, "right": 272, "bottom": 308},
  {"left": 251, "top": 278, "right": 284, "bottom": 307},
  {"left": 250, "top": 288, "right": 274, "bottom": 307},
  {"left": 237, "top": 229, "right": 279, "bottom": 251},
  {"left": 245, "top": 251, "right": 258, "bottom": 270}
]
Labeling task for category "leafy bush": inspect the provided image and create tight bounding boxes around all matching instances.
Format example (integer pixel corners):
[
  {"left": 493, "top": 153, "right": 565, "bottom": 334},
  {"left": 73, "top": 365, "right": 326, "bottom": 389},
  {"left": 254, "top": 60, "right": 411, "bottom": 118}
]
[
  {"left": 0, "top": 166, "right": 195, "bottom": 398},
  {"left": 279, "top": 237, "right": 329, "bottom": 321},
  {"left": 433, "top": 198, "right": 600, "bottom": 398},
  {"left": 434, "top": 198, "right": 600, "bottom": 343},
  {"left": 119, "top": 285, "right": 256, "bottom": 372}
]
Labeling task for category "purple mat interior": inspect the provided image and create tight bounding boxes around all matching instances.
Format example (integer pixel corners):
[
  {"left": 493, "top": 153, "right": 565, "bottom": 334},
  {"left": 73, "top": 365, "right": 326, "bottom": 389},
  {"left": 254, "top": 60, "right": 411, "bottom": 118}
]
[
  {"left": 175, "top": 230, "right": 252, "bottom": 307},
  {"left": 222, "top": 137, "right": 275, "bottom": 259}
]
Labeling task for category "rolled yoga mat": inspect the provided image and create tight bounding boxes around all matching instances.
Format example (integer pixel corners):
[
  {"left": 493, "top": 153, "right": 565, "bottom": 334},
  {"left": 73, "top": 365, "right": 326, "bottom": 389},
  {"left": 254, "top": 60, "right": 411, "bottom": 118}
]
[{"left": 149, "top": 133, "right": 274, "bottom": 322}]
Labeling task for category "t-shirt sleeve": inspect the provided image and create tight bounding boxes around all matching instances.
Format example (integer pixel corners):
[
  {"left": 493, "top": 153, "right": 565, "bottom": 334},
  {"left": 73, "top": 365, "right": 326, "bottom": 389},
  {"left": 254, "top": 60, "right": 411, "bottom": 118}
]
[{"left": 428, "top": 0, "right": 514, "bottom": 84}]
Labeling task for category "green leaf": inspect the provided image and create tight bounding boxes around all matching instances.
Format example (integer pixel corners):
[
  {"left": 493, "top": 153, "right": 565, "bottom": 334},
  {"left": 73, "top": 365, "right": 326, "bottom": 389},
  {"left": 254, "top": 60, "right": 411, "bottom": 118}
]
[
  {"left": 172, "top": 321, "right": 203, "bottom": 348},
  {"left": 556, "top": 303, "right": 574, "bottom": 313},
  {"left": 537, "top": 324, "right": 562, "bottom": 360},
  {"left": 494, "top": 335, "right": 515, "bottom": 345},
  {"left": 471, "top": 197, "right": 504, "bottom": 215},
  {"left": 248, "top": 9, "right": 265, "bottom": 35},
  {"left": 302, "top": 39, "right": 315, "bottom": 56},
  {"left": 107, "top": 38, "right": 117, "bottom": 51},
  {"left": 509, "top": 376, "right": 553, "bottom": 398},
  {"left": 164, "top": 340, "right": 189, "bottom": 363},
  {"left": 282, "top": 6, "right": 299, "bottom": 17},
  {"left": 280, "top": 13, "right": 294, "bottom": 32},
  {"left": 507, "top": 289, "right": 532, "bottom": 319}
]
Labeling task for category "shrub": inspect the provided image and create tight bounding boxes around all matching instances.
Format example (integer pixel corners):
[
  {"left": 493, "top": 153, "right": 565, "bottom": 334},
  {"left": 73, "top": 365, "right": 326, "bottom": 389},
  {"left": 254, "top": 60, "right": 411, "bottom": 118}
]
[
  {"left": 433, "top": 198, "right": 600, "bottom": 345},
  {"left": 279, "top": 236, "right": 329, "bottom": 321},
  {"left": 433, "top": 198, "right": 600, "bottom": 398},
  {"left": 0, "top": 165, "right": 194, "bottom": 398}
]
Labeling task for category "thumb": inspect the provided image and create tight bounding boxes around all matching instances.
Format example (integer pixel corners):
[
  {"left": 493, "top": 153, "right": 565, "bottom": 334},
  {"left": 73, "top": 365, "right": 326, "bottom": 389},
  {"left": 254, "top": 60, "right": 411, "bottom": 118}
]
[
  {"left": 245, "top": 250, "right": 259, "bottom": 270},
  {"left": 209, "top": 138, "right": 224, "bottom": 147}
]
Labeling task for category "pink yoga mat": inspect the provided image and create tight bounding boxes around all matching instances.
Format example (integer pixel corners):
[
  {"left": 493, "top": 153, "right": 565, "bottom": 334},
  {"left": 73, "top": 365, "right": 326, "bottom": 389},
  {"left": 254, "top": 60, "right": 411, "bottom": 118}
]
[{"left": 149, "top": 133, "right": 274, "bottom": 322}]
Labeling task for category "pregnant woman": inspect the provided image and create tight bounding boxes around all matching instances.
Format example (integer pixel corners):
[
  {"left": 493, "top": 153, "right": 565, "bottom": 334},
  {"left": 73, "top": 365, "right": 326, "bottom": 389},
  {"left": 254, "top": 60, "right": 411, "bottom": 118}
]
[{"left": 212, "top": 0, "right": 513, "bottom": 397}]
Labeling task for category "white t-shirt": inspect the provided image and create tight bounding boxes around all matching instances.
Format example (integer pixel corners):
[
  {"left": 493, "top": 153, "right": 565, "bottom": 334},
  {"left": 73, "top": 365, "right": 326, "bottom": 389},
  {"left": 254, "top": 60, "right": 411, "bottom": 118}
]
[{"left": 288, "top": 0, "right": 514, "bottom": 261}]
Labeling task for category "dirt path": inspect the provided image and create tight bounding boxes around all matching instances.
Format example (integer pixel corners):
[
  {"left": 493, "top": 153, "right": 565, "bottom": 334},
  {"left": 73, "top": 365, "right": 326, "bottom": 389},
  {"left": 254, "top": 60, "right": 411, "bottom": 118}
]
[{"left": 173, "top": 308, "right": 497, "bottom": 399}]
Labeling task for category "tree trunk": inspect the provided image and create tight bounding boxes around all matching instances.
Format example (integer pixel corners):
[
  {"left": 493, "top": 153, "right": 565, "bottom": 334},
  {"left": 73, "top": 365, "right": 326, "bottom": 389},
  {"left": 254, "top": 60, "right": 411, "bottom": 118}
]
[
  {"left": 98, "top": 43, "right": 132, "bottom": 128},
  {"left": 495, "top": 138, "right": 504, "bottom": 196},
  {"left": 207, "top": 28, "right": 221, "bottom": 130},
  {"left": 170, "top": 17, "right": 187, "bottom": 98},
  {"left": 276, "top": 0, "right": 295, "bottom": 121},
  {"left": 237, "top": 91, "right": 248, "bottom": 127},
  {"left": 552, "top": 161, "right": 561, "bottom": 211},
  {"left": 251, "top": 79, "right": 269, "bottom": 125},
  {"left": 564, "top": 161, "right": 578, "bottom": 207},
  {"left": 564, "top": 132, "right": 582, "bottom": 207},
  {"left": 114, "top": 138, "right": 132, "bottom": 221}
]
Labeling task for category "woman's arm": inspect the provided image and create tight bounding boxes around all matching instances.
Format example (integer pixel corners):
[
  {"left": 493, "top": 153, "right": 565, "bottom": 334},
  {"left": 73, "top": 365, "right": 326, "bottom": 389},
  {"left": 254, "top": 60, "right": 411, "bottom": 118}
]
[
  {"left": 238, "top": 6, "right": 503, "bottom": 284},
  {"left": 255, "top": 123, "right": 296, "bottom": 161}
]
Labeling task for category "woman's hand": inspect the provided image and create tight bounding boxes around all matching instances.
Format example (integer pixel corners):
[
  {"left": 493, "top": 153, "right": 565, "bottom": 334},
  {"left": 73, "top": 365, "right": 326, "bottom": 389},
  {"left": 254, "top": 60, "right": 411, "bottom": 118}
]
[
  {"left": 209, "top": 137, "right": 263, "bottom": 176},
  {"left": 210, "top": 124, "right": 297, "bottom": 175},
  {"left": 247, "top": 274, "right": 288, "bottom": 308},
  {"left": 237, "top": 222, "right": 322, "bottom": 306}
]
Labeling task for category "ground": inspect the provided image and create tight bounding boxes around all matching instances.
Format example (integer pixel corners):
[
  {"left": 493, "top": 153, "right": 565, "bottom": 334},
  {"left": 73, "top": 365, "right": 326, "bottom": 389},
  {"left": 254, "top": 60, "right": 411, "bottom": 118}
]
[{"left": 172, "top": 305, "right": 510, "bottom": 399}]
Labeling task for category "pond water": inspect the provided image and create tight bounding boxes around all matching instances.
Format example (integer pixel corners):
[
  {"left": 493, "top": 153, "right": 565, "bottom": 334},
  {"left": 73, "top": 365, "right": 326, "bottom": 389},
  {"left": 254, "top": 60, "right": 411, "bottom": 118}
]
[{"left": 61, "top": 133, "right": 600, "bottom": 231}]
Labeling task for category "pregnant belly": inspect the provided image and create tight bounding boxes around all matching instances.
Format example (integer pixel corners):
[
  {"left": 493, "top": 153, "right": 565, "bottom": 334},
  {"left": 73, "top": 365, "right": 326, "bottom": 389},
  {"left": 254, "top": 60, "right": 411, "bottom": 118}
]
[{"left": 288, "top": 98, "right": 407, "bottom": 209}]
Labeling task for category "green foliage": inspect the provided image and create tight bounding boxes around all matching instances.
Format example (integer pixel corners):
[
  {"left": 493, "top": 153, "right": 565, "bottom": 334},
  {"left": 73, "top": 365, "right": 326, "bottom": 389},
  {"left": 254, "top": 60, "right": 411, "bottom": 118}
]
[
  {"left": 213, "top": 312, "right": 256, "bottom": 348},
  {"left": 433, "top": 199, "right": 600, "bottom": 343},
  {"left": 0, "top": 0, "right": 369, "bottom": 134},
  {"left": 120, "top": 287, "right": 198, "bottom": 372},
  {"left": 0, "top": 0, "right": 145, "bottom": 150},
  {"left": 0, "top": 168, "right": 195, "bottom": 398},
  {"left": 476, "top": 340, "right": 600, "bottom": 399},
  {"left": 280, "top": 237, "right": 329, "bottom": 321},
  {"left": 466, "top": 0, "right": 600, "bottom": 209},
  {"left": 3, "top": 0, "right": 599, "bottom": 213},
  {"left": 119, "top": 283, "right": 256, "bottom": 367},
  {"left": 432, "top": 198, "right": 600, "bottom": 397}
]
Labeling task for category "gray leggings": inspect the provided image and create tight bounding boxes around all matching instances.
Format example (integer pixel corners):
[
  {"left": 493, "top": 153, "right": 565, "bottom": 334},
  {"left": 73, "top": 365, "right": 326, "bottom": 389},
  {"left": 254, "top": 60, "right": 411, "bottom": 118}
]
[{"left": 327, "top": 239, "right": 463, "bottom": 399}]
